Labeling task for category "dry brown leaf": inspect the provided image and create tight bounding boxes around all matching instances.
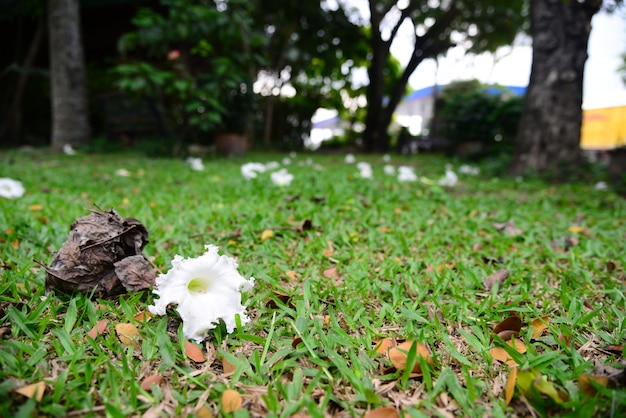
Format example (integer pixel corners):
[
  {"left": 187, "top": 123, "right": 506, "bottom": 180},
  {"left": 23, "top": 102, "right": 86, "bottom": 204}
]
[
  {"left": 261, "top": 229, "right": 274, "bottom": 240},
  {"left": 222, "top": 389, "right": 242, "bottom": 412},
  {"left": 195, "top": 405, "right": 213, "bottom": 418},
  {"left": 15, "top": 381, "right": 46, "bottom": 402},
  {"left": 601, "top": 344, "right": 624, "bottom": 356},
  {"left": 28, "top": 204, "right": 43, "bottom": 211},
  {"left": 185, "top": 341, "right": 206, "bottom": 363},
  {"left": 493, "top": 219, "right": 523, "bottom": 236},
  {"left": 86, "top": 319, "right": 108, "bottom": 339},
  {"left": 389, "top": 340, "right": 432, "bottom": 375},
  {"left": 323, "top": 267, "right": 338, "bottom": 279},
  {"left": 133, "top": 310, "right": 154, "bottom": 322},
  {"left": 579, "top": 374, "right": 610, "bottom": 396},
  {"left": 531, "top": 316, "right": 550, "bottom": 339},
  {"left": 222, "top": 358, "right": 236, "bottom": 374},
  {"left": 505, "top": 365, "right": 518, "bottom": 405},
  {"left": 364, "top": 406, "right": 399, "bottom": 418},
  {"left": 484, "top": 269, "right": 510, "bottom": 290},
  {"left": 140, "top": 374, "right": 164, "bottom": 391},
  {"left": 115, "top": 323, "right": 140, "bottom": 348},
  {"left": 375, "top": 338, "right": 396, "bottom": 354},
  {"left": 493, "top": 316, "right": 523, "bottom": 336},
  {"left": 285, "top": 270, "right": 298, "bottom": 281}
]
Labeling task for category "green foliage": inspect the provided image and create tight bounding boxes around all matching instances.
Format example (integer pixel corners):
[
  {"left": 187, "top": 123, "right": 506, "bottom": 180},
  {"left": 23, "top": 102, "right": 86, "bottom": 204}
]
[
  {"left": 437, "top": 80, "right": 524, "bottom": 159},
  {"left": 111, "top": 0, "right": 266, "bottom": 143}
]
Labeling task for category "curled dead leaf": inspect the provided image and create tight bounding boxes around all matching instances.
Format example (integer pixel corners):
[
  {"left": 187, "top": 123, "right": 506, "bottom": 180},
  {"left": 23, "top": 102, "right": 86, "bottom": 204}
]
[
  {"left": 140, "top": 374, "right": 164, "bottom": 391},
  {"left": 185, "top": 341, "right": 206, "bottom": 363},
  {"left": 484, "top": 269, "right": 509, "bottom": 290},
  {"left": 222, "top": 389, "right": 242, "bottom": 412},
  {"left": 15, "top": 381, "right": 46, "bottom": 402},
  {"left": 115, "top": 323, "right": 140, "bottom": 348},
  {"left": 579, "top": 374, "right": 609, "bottom": 396},
  {"left": 493, "top": 316, "right": 523, "bottom": 336},
  {"left": 389, "top": 340, "right": 432, "bottom": 375},
  {"left": 261, "top": 229, "right": 274, "bottom": 241},
  {"left": 364, "top": 406, "right": 399, "bottom": 418}
]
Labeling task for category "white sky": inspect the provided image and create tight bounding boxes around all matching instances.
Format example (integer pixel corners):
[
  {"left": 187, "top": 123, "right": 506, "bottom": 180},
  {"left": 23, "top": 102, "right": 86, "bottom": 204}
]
[{"left": 393, "top": 10, "right": 626, "bottom": 109}]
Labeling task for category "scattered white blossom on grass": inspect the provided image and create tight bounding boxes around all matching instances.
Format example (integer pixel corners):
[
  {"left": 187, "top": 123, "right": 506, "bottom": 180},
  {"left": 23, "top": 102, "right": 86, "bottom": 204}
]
[
  {"left": 383, "top": 154, "right": 391, "bottom": 162},
  {"left": 186, "top": 157, "right": 205, "bottom": 171},
  {"left": 265, "top": 161, "right": 280, "bottom": 170},
  {"left": 63, "top": 144, "right": 76, "bottom": 155},
  {"left": 148, "top": 245, "right": 255, "bottom": 343},
  {"left": 289, "top": 151, "right": 297, "bottom": 159},
  {"left": 459, "top": 164, "right": 480, "bottom": 175},
  {"left": 384, "top": 164, "right": 396, "bottom": 176},
  {"left": 0, "top": 178, "right": 25, "bottom": 199},
  {"left": 282, "top": 157, "right": 292, "bottom": 165},
  {"left": 115, "top": 168, "right": 131, "bottom": 177},
  {"left": 345, "top": 154, "right": 355, "bottom": 164},
  {"left": 594, "top": 181, "right": 608, "bottom": 190},
  {"left": 270, "top": 168, "right": 294, "bottom": 186},
  {"left": 241, "top": 162, "right": 267, "bottom": 180},
  {"left": 438, "top": 164, "right": 458, "bottom": 187},
  {"left": 357, "top": 162, "right": 373, "bottom": 178},
  {"left": 397, "top": 166, "right": 417, "bottom": 182}
]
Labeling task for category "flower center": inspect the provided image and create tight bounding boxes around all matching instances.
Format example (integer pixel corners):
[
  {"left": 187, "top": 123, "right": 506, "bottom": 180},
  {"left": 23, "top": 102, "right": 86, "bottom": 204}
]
[{"left": 188, "top": 278, "right": 209, "bottom": 294}]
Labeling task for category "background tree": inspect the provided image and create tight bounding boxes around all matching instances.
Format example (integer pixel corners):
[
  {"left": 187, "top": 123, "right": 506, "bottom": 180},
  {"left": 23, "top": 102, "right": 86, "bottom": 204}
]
[
  {"left": 509, "top": 0, "right": 624, "bottom": 178},
  {"left": 253, "top": 0, "right": 368, "bottom": 148},
  {"left": 48, "top": 0, "right": 91, "bottom": 150},
  {"left": 358, "top": 0, "right": 526, "bottom": 152}
]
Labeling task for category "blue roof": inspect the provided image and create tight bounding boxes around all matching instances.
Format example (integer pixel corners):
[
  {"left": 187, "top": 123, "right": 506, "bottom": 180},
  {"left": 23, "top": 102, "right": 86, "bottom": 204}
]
[{"left": 403, "top": 84, "right": 526, "bottom": 103}]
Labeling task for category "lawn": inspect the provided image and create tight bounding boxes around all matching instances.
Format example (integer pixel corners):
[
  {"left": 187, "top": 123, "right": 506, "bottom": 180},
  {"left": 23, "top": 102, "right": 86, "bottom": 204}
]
[{"left": 1, "top": 149, "right": 625, "bottom": 417}]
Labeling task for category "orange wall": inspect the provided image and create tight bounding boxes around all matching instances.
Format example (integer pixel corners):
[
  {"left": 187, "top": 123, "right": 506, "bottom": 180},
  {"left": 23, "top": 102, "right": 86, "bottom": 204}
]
[{"left": 581, "top": 106, "right": 626, "bottom": 150}]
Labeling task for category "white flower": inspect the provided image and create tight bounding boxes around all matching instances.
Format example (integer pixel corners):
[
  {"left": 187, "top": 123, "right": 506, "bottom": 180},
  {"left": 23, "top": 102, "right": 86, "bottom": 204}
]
[
  {"left": 438, "top": 164, "right": 458, "bottom": 187},
  {"left": 594, "top": 181, "right": 608, "bottom": 190},
  {"left": 241, "top": 162, "right": 267, "bottom": 180},
  {"left": 265, "top": 161, "right": 280, "bottom": 170},
  {"left": 186, "top": 157, "right": 205, "bottom": 171},
  {"left": 63, "top": 144, "right": 76, "bottom": 155},
  {"left": 270, "top": 168, "right": 294, "bottom": 186},
  {"left": 345, "top": 154, "right": 355, "bottom": 164},
  {"left": 459, "top": 164, "right": 480, "bottom": 175},
  {"left": 383, "top": 154, "right": 390, "bottom": 162},
  {"left": 148, "top": 245, "right": 254, "bottom": 343},
  {"left": 397, "top": 166, "right": 417, "bottom": 182},
  {"left": 115, "top": 168, "right": 131, "bottom": 177},
  {"left": 357, "top": 161, "right": 373, "bottom": 179},
  {"left": 282, "top": 157, "right": 292, "bottom": 165},
  {"left": 0, "top": 178, "right": 25, "bottom": 199},
  {"left": 289, "top": 151, "right": 297, "bottom": 159},
  {"left": 384, "top": 164, "right": 396, "bottom": 176}
]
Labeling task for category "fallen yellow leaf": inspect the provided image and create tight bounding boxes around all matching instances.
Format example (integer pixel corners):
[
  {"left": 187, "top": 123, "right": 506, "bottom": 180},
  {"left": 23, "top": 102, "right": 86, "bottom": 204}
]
[
  {"left": 15, "top": 381, "right": 46, "bottom": 402},
  {"left": 195, "top": 405, "right": 214, "bottom": 418},
  {"left": 261, "top": 229, "right": 274, "bottom": 240},
  {"left": 222, "top": 389, "right": 242, "bottom": 412},
  {"left": 531, "top": 316, "right": 550, "bottom": 339},
  {"left": 505, "top": 365, "right": 518, "bottom": 405},
  {"left": 115, "top": 323, "right": 141, "bottom": 348},
  {"left": 28, "top": 204, "right": 43, "bottom": 211},
  {"left": 374, "top": 338, "right": 396, "bottom": 354},
  {"left": 389, "top": 340, "right": 432, "bottom": 375}
]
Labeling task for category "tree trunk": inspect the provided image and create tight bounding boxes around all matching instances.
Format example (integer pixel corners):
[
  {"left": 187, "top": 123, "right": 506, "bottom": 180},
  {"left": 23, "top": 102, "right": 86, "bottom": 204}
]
[
  {"left": 48, "top": 0, "right": 91, "bottom": 150},
  {"left": 509, "top": 0, "right": 601, "bottom": 178}
]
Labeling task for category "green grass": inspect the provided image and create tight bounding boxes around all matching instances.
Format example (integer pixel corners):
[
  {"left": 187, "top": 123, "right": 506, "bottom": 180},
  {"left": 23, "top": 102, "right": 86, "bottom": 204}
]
[{"left": 1, "top": 149, "right": 625, "bottom": 417}]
